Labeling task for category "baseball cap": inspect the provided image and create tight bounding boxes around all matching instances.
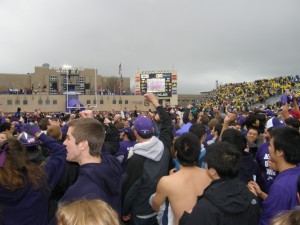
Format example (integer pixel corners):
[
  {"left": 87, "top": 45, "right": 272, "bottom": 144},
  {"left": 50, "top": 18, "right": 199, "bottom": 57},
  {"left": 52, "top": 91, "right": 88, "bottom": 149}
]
[
  {"left": 133, "top": 116, "right": 153, "bottom": 135},
  {"left": 18, "top": 132, "right": 40, "bottom": 147},
  {"left": 266, "top": 117, "right": 286, "bottom": 130},
  {"left": 289, "top": 110, "right": 300, "bottom": 120},
  {"left": 118, "top": 127, "right": 134, "bottom": 136}
]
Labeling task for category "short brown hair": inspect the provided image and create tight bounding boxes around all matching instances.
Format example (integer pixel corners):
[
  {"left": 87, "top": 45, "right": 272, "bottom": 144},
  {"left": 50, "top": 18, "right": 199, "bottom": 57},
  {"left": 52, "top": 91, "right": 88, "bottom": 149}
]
[
  {"left": 68, "top": 118, "right": 105, "bottom": 157},
  {"left": 47, "top": 125, "right": 62, "bottom": 140}
]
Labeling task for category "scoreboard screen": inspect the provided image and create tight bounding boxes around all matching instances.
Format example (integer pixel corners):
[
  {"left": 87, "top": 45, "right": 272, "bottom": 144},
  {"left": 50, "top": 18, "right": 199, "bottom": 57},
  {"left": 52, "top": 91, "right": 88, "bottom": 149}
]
[{"left": 140, "top": 73, "right": 172, "bottom": 97}]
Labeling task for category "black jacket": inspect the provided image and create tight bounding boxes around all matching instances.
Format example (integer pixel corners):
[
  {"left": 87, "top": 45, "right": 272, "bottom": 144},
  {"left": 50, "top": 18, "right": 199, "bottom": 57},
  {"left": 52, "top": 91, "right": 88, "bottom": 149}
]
[
  {"left": 179, "top": 178, "right": 260, "bottom": 225},
  {"left": 122, "top": 106, "right": 173, "bottom": 217}
]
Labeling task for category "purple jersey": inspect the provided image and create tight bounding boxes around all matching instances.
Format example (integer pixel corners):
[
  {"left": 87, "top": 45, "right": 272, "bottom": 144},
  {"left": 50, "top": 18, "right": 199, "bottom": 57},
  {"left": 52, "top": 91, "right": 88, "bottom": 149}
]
[{"left": 255, "top": 142, "right": 277, "bottom": 193}]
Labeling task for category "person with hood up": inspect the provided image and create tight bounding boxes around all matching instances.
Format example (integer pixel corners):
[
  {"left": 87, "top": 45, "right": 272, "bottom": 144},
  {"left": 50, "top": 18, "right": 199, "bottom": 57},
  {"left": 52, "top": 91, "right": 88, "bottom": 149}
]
[
  {"left": 179, "top": 142, "right": 260, "bottom": 225},
  {"left": 122, "top": 93, "right": 173, "bottom": 225},
  {"left": 50, "top": 116, "right": 123, "bottom": 225}
]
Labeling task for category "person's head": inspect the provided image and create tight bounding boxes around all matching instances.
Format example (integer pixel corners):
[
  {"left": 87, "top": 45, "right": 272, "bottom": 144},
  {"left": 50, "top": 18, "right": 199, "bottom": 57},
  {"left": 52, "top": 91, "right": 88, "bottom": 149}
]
[
  {"left": 0, "top": 122, "right": 14, "bottom": 134},
  {"left": 189, "top": 123, "right": 206, "bottom": 144},
  {"left": 269, "top": 127, "right": 300, "bottom": 167},
  {"left": 0, "top": 132, "right": 12, "bottom": 143},
  {"left": 221, "top": 129, "right": 247, "bottom": 154},
  {"left": 47, "top": 125, "right": 62, "bottom": 141},
  {"left": 246, "top": 126, "right": 259, "bottom": 144},
  {"left": 284, "top": 117, "right": 300, "bottom": 130},
  {"left": 56, "top": 199, "right": 120, "bottom": 225},
  {"left": 205, "top": 142, "right": 241, "bottom": 180},
  {"left": 0, "top": 139, "right": 47, "bottom": 191},
  {"left": 118, "top": 127, "right": 136, "bottom": 142},
  {"left": 64, "top": 118, "right": 105, "bottom": 163},
  {"left": 211, "top": 124, "right": 222, "bottom": 138},
  {"left": 38, "top": 117, "right": 50, "bottom": 131},
  {"left": 269, "top": 210, "right": 300, "bottom": 225},
  {"left": 244, "top": 113, "right": 259, "bottom": 129},
  {"left": 174, "top": 133, "right": 200, "bottom": 167},
  {"left": 133, "top": 115, "right": 154, "bottom": 140}
]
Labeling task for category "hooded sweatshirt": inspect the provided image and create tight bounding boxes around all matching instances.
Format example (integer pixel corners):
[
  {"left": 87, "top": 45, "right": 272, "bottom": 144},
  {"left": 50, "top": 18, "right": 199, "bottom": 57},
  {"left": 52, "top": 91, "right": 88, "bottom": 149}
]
[
  {"left": 122, "top": 105, "right": 173, "bottom": 219},
  {"left": 179, "top": 178, "right": 260, "bottom": 225},
  {"left": 59, "top": 153, "right": 123, "bottom": 215}
]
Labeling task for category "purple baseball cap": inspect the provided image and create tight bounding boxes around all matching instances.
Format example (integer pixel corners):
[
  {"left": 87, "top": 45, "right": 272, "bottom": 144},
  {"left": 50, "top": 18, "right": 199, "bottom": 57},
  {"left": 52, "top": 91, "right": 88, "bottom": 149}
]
[
  {"left": 118, "top": 127, "right": 134, "bottom": 136},
  {"left": 133, "top": 116, "right": 153, "bottom": 135},
  {"left": 266, "top": 117, "right": 286, "bottom": 130}
]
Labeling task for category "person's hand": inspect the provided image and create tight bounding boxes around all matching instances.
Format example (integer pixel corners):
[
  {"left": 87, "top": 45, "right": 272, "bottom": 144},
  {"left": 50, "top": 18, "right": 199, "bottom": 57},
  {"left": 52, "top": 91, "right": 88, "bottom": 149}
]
[
  {"left": 224, "top": 112, "right": 236, "bottom": 124},
  {"left": 79, "top": 110, "right": 94, "bottom": 118},
  {"left": 247, "top": 181, "right": 262, "bottom": 197},
  {"left": 122, "top": 214, "right": 131, "bottom": 222},
  {"left": 104, "top": 118, "right": 111, "bottom": 125},
  {"left": 144, "top": 93, "right": 159, "bottom": 107},
  {"left": 268, "top": 160, "right": 278, "bottom": 171},
  {"left": 23, "top": 123, "right": 41, "bottom": 136}
]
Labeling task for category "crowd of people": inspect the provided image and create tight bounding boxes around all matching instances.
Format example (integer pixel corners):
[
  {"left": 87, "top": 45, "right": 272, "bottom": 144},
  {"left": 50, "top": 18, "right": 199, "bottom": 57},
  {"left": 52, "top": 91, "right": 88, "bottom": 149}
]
[{"left": 1, "top": 75, "right": 300, "bottom": 225}]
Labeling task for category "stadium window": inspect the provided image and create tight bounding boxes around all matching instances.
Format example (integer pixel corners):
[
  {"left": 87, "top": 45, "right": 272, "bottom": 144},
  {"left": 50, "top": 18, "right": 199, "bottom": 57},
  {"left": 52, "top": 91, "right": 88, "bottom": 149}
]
[
  {"left": 93, "top": 99, "right": 96, "bottom": 104},
  {"left": 7, "top": 100, "right": 12, "bottom": 105},
  {"left": 46, "top": 99, "right": 50, "bottom": 105},
  {"left": 23, "top": 100, "right": 28, "bottom": 105},
  {"left": 87, "top": 100, "right": 91, "bottom": 104},
  {"left": 113, "top": 100, "right": 116, "bottom": 104},
  {"left": 125, "top": 100, "right": 128, "bottom": 104},
  {"left": 119, "top": 100, "right": 122, "bottom": 104},
  {"left": 15, "top": 99, "right": 20, "bottom": 105},
  {"left": 53, "top": 100, "right": 57, "bottom": 105},
  {"left": 100, "top": 100, "right": 104, "bottom": 104},
  {"left": 38, "top": 99, "right": 43, "bottom": 105}
]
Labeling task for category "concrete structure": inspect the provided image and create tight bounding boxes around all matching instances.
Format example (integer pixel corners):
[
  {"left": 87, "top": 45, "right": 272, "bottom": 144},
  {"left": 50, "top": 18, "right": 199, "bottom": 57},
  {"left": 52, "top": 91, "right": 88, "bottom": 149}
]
[{"left": 0, "top": 65, "right": 205, "bottom": 113}]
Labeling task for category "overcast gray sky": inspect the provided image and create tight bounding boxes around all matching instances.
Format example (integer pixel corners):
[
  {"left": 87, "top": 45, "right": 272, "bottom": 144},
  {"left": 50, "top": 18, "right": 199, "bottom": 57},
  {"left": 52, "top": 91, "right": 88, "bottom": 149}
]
[{"left": 1, "top": 0, "right": 299, "bottom": 94}]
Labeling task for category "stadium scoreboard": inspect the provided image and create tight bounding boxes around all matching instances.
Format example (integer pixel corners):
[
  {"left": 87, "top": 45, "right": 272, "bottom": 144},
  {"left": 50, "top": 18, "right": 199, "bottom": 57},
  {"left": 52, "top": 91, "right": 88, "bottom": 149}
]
[{"left": 137, "top": 73, "right": 173, "bottom": 97}]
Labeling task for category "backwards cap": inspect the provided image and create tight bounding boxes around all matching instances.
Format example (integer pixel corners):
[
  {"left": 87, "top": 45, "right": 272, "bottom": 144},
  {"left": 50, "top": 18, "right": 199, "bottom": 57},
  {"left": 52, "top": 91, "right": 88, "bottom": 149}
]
[{"left": 133, "top": 116, "right": 153, "bottom": 135}]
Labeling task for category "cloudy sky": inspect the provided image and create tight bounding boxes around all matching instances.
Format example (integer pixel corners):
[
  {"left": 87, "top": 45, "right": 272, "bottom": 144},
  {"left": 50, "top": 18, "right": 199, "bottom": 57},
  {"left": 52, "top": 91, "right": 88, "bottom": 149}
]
[{"left": 1, "top": 0, "right": 300, "bottom": 94}]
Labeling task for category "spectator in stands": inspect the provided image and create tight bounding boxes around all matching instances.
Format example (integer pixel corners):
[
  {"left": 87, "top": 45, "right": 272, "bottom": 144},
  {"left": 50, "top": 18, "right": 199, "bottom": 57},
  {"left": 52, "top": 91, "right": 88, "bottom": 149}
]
[{"left": 248, "top": 127, "right": 300, "bottom": 225}]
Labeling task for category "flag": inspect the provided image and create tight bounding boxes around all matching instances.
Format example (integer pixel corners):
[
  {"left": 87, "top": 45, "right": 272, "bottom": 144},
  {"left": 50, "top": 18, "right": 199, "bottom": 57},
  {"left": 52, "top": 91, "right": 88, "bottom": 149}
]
[{"left": 119, "top": 63, "right": 123, "bottom": 82}]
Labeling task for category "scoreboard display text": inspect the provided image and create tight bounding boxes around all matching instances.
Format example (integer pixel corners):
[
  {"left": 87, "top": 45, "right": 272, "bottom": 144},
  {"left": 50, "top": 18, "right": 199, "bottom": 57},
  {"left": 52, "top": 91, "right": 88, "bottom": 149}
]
[{"left": 140, "top": 73, "right": 172, "bottom": 97}]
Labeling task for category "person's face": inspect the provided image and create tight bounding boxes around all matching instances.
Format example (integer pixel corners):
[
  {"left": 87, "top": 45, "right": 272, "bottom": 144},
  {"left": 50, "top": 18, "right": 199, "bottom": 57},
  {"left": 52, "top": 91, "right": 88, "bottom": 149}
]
[
  {"left": 0, "top": 133, "right": 7, "bottom": 143},
  {"left": 124, "top": 121, "right": 130, "bottom": 128},
  {"left": 268, "top": 138, "right": 278, "bottom": 164},
  {"left": 63, "top": 127, "right": 81, "bottom": 162},
  {"left": 247, "top": 129, "right": 259, "bottom": 143}
]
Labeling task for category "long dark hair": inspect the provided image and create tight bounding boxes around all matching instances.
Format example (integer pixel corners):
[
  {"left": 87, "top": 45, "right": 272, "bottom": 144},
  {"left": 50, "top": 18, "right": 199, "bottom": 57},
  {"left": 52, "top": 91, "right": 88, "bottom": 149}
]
[{"left": 0, "top": 139, "right": 48, "bottom": 191}]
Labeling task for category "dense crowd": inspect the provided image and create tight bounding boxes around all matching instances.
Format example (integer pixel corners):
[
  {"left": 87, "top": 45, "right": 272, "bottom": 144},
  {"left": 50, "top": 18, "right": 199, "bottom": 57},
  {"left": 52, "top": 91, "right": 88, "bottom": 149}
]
[{"left": 1, "top": 75, "right": 300, "bottom": 225}]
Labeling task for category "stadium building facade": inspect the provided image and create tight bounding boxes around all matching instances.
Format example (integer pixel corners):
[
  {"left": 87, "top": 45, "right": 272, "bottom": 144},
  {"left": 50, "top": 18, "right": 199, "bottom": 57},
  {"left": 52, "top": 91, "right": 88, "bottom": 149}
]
[{"left": 0, "top": 65, "right": 203, "bottom": 112}]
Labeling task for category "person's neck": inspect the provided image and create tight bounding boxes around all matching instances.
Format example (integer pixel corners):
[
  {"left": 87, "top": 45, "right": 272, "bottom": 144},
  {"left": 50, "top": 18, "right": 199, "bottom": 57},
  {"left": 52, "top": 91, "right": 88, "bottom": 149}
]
[
  {"left": 79, "top": 156, "right": 102, "bottom": 166},
  {"left": 277, "top": 161, "right": 297, "bottom": 173}
]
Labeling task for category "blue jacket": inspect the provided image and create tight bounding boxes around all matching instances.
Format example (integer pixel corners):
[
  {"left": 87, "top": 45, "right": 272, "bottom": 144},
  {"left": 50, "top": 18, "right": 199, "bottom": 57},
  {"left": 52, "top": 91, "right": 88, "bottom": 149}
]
[{"left": 0, "top": 134, "right": 67, "bottom": 225}]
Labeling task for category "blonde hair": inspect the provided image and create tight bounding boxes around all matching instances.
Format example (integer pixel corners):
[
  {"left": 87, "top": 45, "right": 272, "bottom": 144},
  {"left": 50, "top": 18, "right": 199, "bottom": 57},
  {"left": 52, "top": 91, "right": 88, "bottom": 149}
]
[
  {"left": 56, "top": 199, "right": 120, "bottom": 225},
  {"left": 270, "top": 210, "right": 300, "bottom": 225}
]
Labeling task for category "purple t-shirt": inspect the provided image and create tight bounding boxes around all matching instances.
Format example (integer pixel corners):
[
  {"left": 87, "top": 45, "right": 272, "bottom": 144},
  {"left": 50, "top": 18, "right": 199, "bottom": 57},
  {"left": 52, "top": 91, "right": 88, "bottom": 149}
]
[
  {"left": 255, "top": 142, "right": 277, "bottom": 193},
  {"left": 259, "top": 166, "right": 300, "bottom": 225},
  {"left": 114, "top": 140, "right": 137, "bottom": 170}
]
